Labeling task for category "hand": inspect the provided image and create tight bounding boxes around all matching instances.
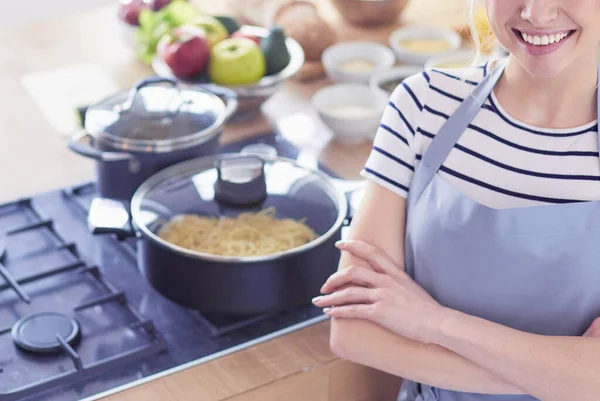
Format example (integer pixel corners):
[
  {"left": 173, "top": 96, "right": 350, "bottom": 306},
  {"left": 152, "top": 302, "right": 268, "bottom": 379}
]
[
  {"left": 313, "top": 240, "right": 445, "bottom": 344},
  {"left": 583, "top": 318, "right": 600, "bottom": 338}
]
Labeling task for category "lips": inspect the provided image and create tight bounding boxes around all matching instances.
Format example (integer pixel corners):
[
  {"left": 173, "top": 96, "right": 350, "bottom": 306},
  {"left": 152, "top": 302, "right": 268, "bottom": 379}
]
[
  {"left": 518, "top": 30, "right": 572, "bottom": 46},
  {"left": 512, "top": 28, "right": 575, "bottom": 55}
]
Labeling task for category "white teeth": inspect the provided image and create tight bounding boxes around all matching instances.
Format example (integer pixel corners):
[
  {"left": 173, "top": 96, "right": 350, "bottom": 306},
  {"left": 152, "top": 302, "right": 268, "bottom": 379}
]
[{"left": 520, "top": 30, "right": 571, "bottom": 46}]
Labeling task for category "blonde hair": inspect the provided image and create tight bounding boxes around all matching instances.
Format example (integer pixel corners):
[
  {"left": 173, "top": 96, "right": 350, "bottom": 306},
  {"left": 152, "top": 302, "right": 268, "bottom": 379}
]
[{"left": 467, "top": 0, "right": 502, "bottom": 68}]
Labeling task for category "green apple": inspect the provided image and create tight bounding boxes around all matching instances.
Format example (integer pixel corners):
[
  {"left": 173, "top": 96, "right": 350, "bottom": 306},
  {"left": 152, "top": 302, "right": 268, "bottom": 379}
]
[
  {"left": 209, "top": 37, "right": 266, "bottom": 86},
  {"left": 192, "top": 15, "right": 228, "bottom": 48}
]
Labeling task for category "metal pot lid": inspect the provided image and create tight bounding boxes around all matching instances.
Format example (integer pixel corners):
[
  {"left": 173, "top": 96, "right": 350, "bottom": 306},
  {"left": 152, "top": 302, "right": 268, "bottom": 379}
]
[
  {"left": 85, "top": 77, "right": 229, "bottom": 152},
  {"left": 130, "top": 145, "right": 348, "bottom": 262}
]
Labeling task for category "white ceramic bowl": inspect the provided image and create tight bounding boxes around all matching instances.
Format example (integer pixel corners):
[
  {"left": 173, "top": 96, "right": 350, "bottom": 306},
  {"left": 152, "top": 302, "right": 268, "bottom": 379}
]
[
  {"left": 424, "top": 50, "right": 485, "bottom": 70},
  {"left": 369, "top": 65, "right": 423, "bottom": 98},
  {"left": 311, "top": 84, "right": 387, "bottom": 144},
  {"left": 322, "top": 41, "right": 396, "bottom": 84},
  {"left": 389, "top": 26, "right": 462, "bottom": 65}
]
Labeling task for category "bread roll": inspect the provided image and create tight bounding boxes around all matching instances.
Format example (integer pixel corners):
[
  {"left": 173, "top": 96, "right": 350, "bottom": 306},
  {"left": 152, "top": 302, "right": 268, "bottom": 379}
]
[
  {"left": 227, "top": 0, "right": 337, "bottom": 61},
  {"left": 274, "top": 1, "right": 337, "bottom": 61}
]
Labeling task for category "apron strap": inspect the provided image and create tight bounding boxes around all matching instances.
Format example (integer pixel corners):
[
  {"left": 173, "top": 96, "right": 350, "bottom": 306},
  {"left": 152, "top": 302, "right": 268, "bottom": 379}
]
[
  {"left": 420, "top": 62, "right": 505, "bottom": 172},
  {"left": 597, "top": 66, "right": 600, "bottom": 159}
]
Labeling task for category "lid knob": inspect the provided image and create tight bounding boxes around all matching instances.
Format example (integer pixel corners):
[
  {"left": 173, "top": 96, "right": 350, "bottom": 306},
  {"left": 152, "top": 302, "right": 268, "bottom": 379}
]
[
  {"left": 214, "top": 154, "right": 267, "bottom": 206},
  {"left": 116, "top": 76, "right": 182, "bottom": 115}
]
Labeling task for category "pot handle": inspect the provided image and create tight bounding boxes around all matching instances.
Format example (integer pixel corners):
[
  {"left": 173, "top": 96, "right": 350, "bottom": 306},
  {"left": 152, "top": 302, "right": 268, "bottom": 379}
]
[
  {"left": 196, "top": 84, "right": 239, "bottom": 122},
  {"left": 68, "top": 130, "right": 141, "bottom": 173},
  {"left": 87, "top": 198, "right": 136, "bottom": 239}
]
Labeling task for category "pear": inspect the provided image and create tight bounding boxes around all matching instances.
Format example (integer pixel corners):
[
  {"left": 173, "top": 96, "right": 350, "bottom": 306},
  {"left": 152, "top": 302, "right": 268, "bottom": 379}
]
[{"left": 260, "top": 26, "right": 291, "bottom": 75}]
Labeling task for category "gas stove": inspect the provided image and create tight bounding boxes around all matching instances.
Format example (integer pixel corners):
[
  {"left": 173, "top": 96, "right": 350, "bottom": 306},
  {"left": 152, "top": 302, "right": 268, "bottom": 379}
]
[{"left": 0, "top": 133, "right": 331, "bottom": 401}]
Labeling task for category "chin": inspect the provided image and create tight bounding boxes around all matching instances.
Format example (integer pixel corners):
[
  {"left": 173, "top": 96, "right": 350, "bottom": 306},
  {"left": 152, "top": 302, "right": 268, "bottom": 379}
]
[{"left": 512, "top": 56, "right": 569, "bottom": 79}]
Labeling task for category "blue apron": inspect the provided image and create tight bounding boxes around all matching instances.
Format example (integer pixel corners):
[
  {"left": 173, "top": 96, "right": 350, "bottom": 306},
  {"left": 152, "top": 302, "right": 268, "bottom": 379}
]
[{"left": 399, "top": 62, "right": 600, "bottom": 401}]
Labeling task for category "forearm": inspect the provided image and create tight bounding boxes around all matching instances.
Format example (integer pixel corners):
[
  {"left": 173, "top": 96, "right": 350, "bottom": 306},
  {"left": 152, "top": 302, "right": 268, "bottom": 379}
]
[
  {"left": 330, "top": 318, "right": 524, "bottom": 394},
  {"left": 434, "top": 308, "right": 600, "bottom": 401}
]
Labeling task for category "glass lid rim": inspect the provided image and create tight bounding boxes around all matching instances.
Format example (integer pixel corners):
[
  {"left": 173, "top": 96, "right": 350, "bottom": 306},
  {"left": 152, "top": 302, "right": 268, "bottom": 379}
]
[
  {"left": 129, "top": 154, "right": 349, "bottom": 262},
  {"left": 85, "top": 86, "right": 228, "bottom": 148}
]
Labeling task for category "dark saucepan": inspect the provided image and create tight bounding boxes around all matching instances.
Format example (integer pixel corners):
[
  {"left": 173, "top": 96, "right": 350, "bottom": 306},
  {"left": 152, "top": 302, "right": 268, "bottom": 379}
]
[{"left": 90, "top": 149, "right": 360, "bottom": 316}]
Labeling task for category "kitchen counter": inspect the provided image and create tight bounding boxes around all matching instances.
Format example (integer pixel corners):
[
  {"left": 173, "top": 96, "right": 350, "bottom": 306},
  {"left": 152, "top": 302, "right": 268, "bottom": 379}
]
[{"left": 0, "top": 1, "right": 468, "bottom": 400}]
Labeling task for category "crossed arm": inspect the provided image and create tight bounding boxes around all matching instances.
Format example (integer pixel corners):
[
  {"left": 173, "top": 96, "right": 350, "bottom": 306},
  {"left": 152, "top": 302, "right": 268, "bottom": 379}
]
[{"left": 316, "top": 181, "right": 600, "bottom": 401}]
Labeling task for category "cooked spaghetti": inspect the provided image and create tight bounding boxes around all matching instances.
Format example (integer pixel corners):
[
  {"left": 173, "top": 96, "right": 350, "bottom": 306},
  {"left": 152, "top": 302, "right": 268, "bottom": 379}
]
[{"left": 157, "top": 207, "right": 318, "bottom": 257}]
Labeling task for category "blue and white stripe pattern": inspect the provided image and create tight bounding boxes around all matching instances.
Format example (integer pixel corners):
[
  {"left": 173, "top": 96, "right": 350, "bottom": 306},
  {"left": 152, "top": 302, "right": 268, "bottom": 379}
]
[{"left": 362, "top": 63, "right": 600, "bottom": 209}]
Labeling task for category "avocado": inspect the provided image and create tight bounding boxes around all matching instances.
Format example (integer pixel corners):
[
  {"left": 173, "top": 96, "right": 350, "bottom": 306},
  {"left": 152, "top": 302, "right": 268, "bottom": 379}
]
[
  {"left": 213, "top": 15, "right": 241, "bottom": 35},
  {"left": 260, "top": 26, "right": 291, "bottom": 76}
]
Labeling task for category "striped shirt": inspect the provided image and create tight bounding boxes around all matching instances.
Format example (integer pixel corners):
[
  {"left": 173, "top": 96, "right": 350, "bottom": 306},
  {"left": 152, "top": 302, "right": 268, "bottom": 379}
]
[{"left": 361, "top": 62, "right": 600, "bottom": 209}]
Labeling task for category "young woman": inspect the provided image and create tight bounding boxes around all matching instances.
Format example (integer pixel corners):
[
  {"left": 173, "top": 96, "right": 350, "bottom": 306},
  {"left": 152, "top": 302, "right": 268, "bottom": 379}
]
[{"left": 312, "top": 1, "right": 600, "bottom": 400}]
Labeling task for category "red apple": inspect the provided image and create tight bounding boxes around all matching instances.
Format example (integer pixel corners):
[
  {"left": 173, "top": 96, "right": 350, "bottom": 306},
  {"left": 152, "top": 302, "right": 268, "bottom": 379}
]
[
  {"left": 231, "top": 31, "right": 261, "bottom": 44},
  {"left": 118, "top": 0, "right": 148, "bottom": 26},
  {"left": 157, "top": 25, "right": 210, "bottom": 78}
]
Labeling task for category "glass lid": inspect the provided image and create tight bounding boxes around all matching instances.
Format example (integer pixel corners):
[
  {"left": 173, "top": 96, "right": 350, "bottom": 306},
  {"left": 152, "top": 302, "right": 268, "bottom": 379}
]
[
  {"left": 130, "top": 149, "right": 348, "bottom": 262},
  {"left": 85, "top": 77, "right": 227, "bottom": 152}
]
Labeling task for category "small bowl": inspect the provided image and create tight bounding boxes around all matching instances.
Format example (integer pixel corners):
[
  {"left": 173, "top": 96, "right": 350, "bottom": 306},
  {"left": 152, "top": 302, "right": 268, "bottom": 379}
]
[
  {"left": 424, "top": 50, "right": 488, "bottom": 70},
  {"left": 389, "top": 26, "right": 462, "bottom": 65},
  {"left": 322, "top": 41, "right": 396, "bottom": 84},
  {"left": 369, "top": 65, "right": 423, "bottom": 98},
  {"left": 311, "top": 84, "right": 387, "bottom": 144},
  {"left": 331, "top": 0, "right": 410, "bottom": 26}
]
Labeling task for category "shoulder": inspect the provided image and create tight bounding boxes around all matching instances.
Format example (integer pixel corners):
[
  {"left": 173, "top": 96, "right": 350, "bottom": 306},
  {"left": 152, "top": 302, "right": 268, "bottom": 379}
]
[
  {"left": 426, "top": 62, "right": 489, "bottom": 99},
  {"left": 387, "top": 62, "right": 490, "bottom": 112}
]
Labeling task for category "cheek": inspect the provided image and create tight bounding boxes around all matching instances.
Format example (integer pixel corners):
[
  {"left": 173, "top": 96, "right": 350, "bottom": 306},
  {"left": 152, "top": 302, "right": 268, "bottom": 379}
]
[
  {"left": 484, "top": 0, "right": 516, "bottom": 39},
  {"left": 579, "top": 1, "right": 600, "bottom": 37}
]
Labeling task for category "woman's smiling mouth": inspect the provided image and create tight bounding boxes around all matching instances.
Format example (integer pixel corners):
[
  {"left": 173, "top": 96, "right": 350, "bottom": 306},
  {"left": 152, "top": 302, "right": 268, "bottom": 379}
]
[{"left": 512, "top": 28, "right": 576, "bottom": 55}]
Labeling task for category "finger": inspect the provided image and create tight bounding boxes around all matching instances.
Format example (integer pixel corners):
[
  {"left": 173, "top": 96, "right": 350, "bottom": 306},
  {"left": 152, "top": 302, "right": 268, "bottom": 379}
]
[
  {"left": 313, "top": 286, "right": 379, "bottom": 307},
  {"left": 335, "top": 240, "right": 402, "bottom": 276},
  {"left": 320, "top": 265, "right": 385, "bottom": 294},
  {"left": 323, "top": 304, "right": 373, "bottom": 320}
]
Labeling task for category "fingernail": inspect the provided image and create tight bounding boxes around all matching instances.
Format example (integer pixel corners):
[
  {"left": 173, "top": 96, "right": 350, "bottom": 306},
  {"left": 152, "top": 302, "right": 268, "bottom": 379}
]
[
  {"left": 312, "top": 296, "right": 322, "bottom": 303},
  {"left": 323, "top": 307, "right": 332, "bottom": 314}
]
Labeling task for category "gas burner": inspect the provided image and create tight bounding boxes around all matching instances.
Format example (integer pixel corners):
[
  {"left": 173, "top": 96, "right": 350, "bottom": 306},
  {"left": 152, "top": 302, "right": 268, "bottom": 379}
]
[{"left": 11, "top": 312, "right": 81, "bottom": 354}]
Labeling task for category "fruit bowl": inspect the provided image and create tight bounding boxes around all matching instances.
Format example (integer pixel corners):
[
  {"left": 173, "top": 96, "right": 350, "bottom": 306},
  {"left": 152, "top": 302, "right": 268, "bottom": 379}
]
[{"left": 152, "top": 25, "right": 305, "bottom": 122}]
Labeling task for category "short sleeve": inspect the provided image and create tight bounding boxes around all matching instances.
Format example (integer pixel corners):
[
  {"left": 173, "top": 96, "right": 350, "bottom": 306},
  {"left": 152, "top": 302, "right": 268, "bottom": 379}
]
[{"left": 360, "top": 72, "right": 429, "bottom": 198}]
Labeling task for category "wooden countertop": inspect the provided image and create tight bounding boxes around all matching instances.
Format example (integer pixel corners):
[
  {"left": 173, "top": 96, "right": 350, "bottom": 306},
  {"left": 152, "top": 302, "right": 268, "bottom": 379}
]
[{"left": 0, "top": 1, "right": 469, "bottom": 400}]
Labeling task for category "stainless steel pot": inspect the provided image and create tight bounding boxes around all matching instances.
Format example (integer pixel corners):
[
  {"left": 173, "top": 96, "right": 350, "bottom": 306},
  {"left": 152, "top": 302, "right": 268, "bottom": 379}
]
[{"left": 68, "top": 77, "right": 238, "bottom": 200}]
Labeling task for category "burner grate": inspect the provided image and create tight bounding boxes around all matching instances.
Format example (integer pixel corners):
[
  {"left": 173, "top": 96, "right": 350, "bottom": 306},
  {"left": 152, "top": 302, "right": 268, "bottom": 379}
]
[{"left": 0, "top": 197, "right": 166, "bottom": 401}]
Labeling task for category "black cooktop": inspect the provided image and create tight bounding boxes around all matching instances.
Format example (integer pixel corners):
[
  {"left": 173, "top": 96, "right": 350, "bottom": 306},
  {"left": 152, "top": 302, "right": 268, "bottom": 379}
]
[{"left": 0, "top": 133, "right": 332, "bottom": 401}]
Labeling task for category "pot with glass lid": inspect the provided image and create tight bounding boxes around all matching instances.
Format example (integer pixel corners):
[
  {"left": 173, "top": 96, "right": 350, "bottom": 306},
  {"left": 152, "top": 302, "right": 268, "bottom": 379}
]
[
  {"left": 89, "top": 146, "right": 357, "bottom": 316},
  {"left": 68, "top": 77, "right": 238, "bottom": 200}
]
